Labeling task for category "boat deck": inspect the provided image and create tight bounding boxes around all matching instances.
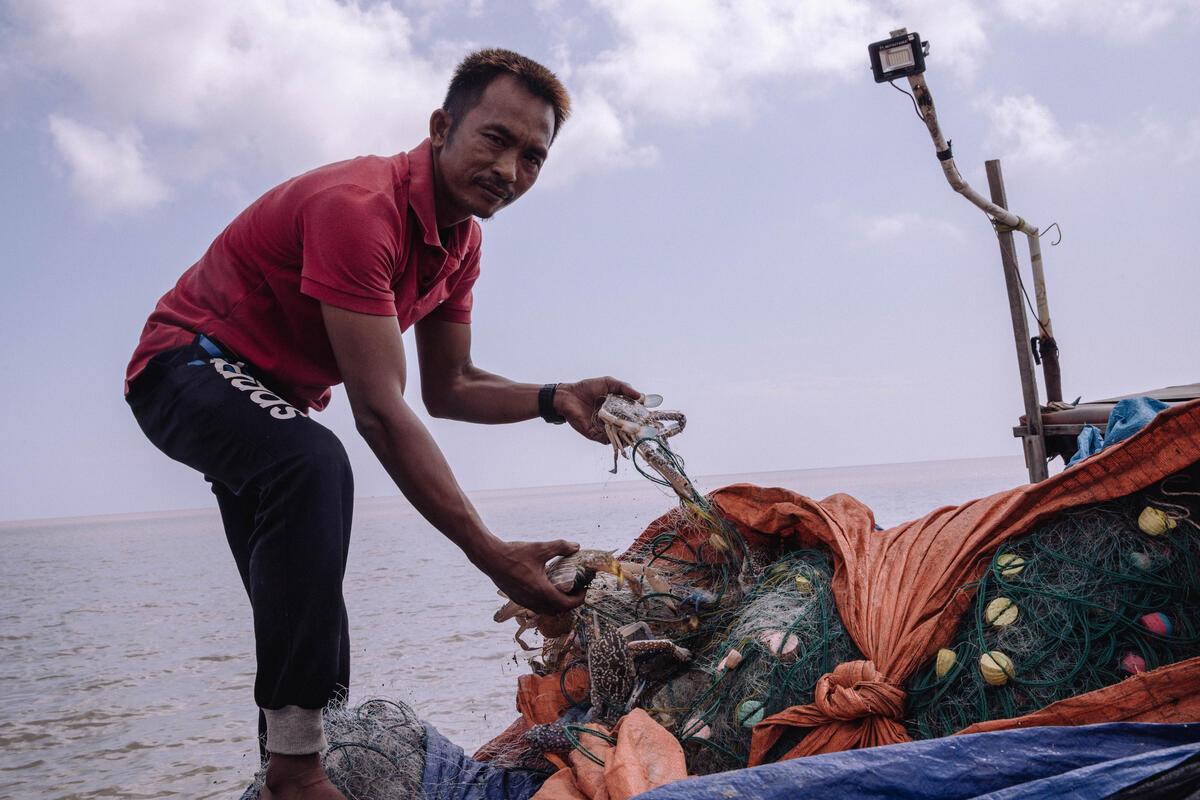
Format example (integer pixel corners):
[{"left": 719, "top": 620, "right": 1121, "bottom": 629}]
[{"left": 1015, "top": 382, "right": 1199, "bottom": 460}]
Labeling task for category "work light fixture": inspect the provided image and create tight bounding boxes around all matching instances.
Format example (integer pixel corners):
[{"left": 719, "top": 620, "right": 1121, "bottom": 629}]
[{"left": 868, "top": 29, "right": 928, "bottom": 83}]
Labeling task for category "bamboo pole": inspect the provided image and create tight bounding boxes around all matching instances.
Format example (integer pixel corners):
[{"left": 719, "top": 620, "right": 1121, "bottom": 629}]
[{"left": 1026, "top": 233, "right": 1063, "bottom": 402}]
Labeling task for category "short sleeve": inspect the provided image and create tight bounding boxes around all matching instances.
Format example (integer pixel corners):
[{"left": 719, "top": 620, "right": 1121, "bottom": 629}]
[
  {"left": 298, "top": 185, "right": 403, "bottom": 316},
  {"left": 427, "top": 226, "right": 481, "bottom": 325}
]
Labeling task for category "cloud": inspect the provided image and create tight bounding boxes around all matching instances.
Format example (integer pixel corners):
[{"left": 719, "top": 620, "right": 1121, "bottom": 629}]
[
  {"left": 47, "top": 116, "right": 167, "bottom": 213},
  {"left": 979, "top": 93, "right": 1093, "bottom": 168},
  {"left": 579, "top": 0, "right": 989, "bottom": 123},
  {"left": 859, "top": 212, "right": 966, "bottom": 242},
  {"left": 979, "top": 100, "right": 1199, "bottom": 174},
  {"left": 997, "top": 0, "right": 1197, "bottom": 42},
  {"left": 10, "top": 0, "right": 448, "bottom": 210},
  {"left": 891, "top": 0, "right": 989, "bottom": 79},
  {"left": 539, "top": 92, "right": 656, "bottom": 188},
  {"left": 8, "top": 0, "right": 658, "bottom": 210},
  {"left": 10, "top": 0, "right": 1193, "bottom": 213},
  {"left": 582, "top": 0, "right": 877, "bottom": 122},
  {"left": 1132, "top": 111, "right": 1200, "bottom": 165}
]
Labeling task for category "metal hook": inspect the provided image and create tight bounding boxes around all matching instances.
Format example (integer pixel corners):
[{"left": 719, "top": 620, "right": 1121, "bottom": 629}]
[{"left": 1039, "top": 222, "right": 1062, "bottom": 246}]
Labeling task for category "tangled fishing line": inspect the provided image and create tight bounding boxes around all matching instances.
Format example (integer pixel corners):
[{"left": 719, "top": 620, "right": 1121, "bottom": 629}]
[{"left": 243, "top": 699, "right": 426, "bottom": 800}]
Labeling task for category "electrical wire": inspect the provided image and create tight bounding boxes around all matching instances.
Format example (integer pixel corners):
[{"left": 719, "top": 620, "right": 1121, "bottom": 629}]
[
  {"left": 889, "top": 79, "right": 925, "bottom": 121},
  {"left": 995, "top": 223, "right": 1051, "bottom": 337}
]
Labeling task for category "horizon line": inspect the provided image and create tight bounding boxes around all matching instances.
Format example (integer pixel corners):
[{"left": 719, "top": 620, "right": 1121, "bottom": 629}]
[{"left": 0, "top": 451, "right": 1026, "bottom": 528}]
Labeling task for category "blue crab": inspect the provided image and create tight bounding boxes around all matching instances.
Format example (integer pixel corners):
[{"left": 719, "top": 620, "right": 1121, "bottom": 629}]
[
  {"left": 596, "top": 394, "right": 690, "bottom": 500},
  {"left": 493, "top": 549, "right": 624, "bottom": 650},
  {"left": 586, "top": 616, "right": 692, "bottom": 726}
]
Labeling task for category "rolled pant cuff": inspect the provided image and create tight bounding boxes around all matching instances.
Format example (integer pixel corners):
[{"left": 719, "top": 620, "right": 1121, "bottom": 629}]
[{"left": 264, "top": 705, "right": 327, "bottom": 755}]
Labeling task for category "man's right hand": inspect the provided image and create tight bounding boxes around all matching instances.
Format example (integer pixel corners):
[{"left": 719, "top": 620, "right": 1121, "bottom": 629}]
[{"left": 477, "top": 538, "right": 586, "bottom": 615}]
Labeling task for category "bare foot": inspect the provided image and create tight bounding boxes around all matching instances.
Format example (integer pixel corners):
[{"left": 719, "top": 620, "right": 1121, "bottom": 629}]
[{"left": 261, "top": 753, "right": 346, "bottom": 800}]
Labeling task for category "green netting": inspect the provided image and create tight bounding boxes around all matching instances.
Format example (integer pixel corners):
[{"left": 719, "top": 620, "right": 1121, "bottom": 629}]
[
  {"left": 667, "top": 550, "right": 859, "bottom": 775},
  {"left": 906, "top": 480, "right": 1200, "bottom": 740}
]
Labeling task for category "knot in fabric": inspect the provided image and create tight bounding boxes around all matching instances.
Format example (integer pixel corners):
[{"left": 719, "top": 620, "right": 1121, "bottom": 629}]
[{"left": 811, "top": 660, "right": 906, "bottom": 722}]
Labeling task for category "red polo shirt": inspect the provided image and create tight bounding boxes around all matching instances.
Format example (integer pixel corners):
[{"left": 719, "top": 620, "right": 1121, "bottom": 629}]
[{"left": 125, "top": 139, "right": 481, "bottom": 411}]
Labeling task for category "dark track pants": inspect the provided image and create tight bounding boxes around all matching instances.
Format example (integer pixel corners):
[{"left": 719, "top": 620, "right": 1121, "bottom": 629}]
[{"left": 126, "top": 336, "right": 351, "bottom": 754}]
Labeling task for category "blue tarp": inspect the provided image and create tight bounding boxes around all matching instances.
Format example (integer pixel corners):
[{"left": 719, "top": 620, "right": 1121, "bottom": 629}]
[
  {"left": 422, "top": 723, "right": 547, "bottom": 800},
  {"left": 636, "top": 722, "right": 1200, "bottom": 800},
  {"left": 237, "top": 721, "right": 1199, "bottom": 799},
  {"left": 1068, "top": 397, "right": 1169, "bottom": 467}
]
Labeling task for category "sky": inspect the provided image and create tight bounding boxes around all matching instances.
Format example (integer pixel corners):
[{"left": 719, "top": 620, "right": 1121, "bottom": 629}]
[{"left": 0, "top": 0, "right": 1197, "bottom": 522}]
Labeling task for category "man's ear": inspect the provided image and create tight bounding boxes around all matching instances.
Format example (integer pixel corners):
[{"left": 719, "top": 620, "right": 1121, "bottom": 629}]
[{"left": 429, "top": 108, "right": 453, "bottom": 148}]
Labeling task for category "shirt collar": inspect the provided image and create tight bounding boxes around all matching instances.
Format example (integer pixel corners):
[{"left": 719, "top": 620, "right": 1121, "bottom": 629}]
[{"left": 406, "top": 138, "right": 469, "bottom": 252}]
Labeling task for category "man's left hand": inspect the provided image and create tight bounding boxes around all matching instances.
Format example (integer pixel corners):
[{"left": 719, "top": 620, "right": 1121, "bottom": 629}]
[{"left": 554, "top": 377, "right": 640, "bottom": 443}]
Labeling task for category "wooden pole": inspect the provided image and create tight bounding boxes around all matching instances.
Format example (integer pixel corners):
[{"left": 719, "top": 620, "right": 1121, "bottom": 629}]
[
  {"left": 985, "top": 159, "right": 1048, "bottom": 482},
  {"left": 1025, "top": 233, "right": 1063, "bottom": 403}
]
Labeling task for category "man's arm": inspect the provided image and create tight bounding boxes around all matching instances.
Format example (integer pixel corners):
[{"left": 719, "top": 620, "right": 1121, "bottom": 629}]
[
  {"left": 415, "top": 317, "right": 639, "bottom": 442},
  {"left": 321, "top": 303, "right": 582, "bottom": 614}
]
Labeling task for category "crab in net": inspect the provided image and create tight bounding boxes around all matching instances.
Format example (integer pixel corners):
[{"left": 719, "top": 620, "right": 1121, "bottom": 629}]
[
  {"left": 492, "top": 549, "right": 625, "bottom": 651},
  {"left": 496, "top": 394, "right": 803, "bottom": 766},
  {"left": 597, "top": 394, "right": 688, "bottom": 497},
  {"left": 598, "top": 394, "right": 752, "bottom": 589}
]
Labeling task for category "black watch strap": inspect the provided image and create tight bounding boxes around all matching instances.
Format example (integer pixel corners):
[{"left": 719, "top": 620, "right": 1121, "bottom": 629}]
[{"left": 539, "top": 383, "right": 566, "bottom": 424}]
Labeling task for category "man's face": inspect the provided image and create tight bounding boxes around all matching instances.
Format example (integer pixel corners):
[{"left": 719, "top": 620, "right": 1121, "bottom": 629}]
[{"left": 430, "top": 74, "right": 556, "bottom": 224}]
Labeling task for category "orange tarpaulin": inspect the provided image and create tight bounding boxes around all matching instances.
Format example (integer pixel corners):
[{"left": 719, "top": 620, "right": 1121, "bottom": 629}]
[
  {"left": 517, "top": 670, "right": 590, "bottom": 728},
  {"left": 531, "top": 710, "right": 688, "bottom": 800},
  {"left": 492, "top": 399, "right": 1200, "bottom": 789},
  {"left": 957, "top": 655, "right": 1200, "bottom": 735},
  {"left": 737, "top": 399, "right": 1200, "bottom": 764},
  {"left": 474, "top": 669, "right": 589, "bottom": 766}
]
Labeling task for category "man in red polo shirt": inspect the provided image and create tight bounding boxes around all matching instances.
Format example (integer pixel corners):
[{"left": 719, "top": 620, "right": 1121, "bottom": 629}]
[{"left": 126, "top": 49, "right": 635, "bottom": 799}]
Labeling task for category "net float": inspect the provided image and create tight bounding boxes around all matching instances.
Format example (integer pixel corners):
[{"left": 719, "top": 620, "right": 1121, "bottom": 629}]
[
  {"left": 1129, "top": 551, "right": 1154, "bottom": 571},
  {"left": 717, "top": 648, "right": 744, "bottom": 672},
  {"left": 760, "top": 630, "right": 799, "bottom": 658},
  {"left": 1121, "top": 652, "right": 1147, "bottom": 675},
  {"left": 935, "top": 648, "right": 957, "bottom": 678},
  {"left": 980, "top": 650, "right": 1015, "bottom": 686},
  {"left": 682, "top": 718, "right": 711, "bottom": 740},
  {"left": 985, "top": 597, "right": 1019, "bottom": 628},
  {"left": 736, "top": 699, "right": 766, "bottom": 728},
  {"left": 1138, "top": 506, "right": 1176, "bottom": 536},
  {"left": 996, "top": 553, "right": 1026, "bottom": 578},
  {"left": 1140, "top": 612, "right": 1173, "bottom": 637}
]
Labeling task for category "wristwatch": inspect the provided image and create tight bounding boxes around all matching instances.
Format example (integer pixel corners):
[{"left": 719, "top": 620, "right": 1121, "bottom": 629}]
[{"left": 539, "top": 383, "right": 566, "bottom": 424}]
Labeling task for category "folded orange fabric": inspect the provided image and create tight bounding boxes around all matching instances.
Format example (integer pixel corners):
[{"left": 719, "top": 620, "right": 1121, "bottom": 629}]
[
  {"left": 517, "top": 670, "right": 590, "bottom": 728},
  {"left": 734, "top": 399, "right": 1200, "bottom": 763},
  {"left": 532, "top": 711, "right": 687, "bottom": 800}
]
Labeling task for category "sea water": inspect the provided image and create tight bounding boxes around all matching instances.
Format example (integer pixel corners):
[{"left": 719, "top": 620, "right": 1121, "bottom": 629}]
[{"left": 0, "top": 456, "right": 1027, "bottom": 799}]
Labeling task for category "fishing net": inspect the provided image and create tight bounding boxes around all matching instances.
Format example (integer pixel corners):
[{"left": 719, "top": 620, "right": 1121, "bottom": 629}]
[
  {"left": 671, "top": 549, "right": 859, "bottom": 775},
  {"left": 244, "top": 699, "right": 426, "bottom": 800},
  {"left": 906, "top": 472, "right": 1200, "bottom": 739},
  {"left": 507, "top": 542, "right": 854, "bottom": 777},
  {"left": 490, "top": 405, "right": 851, "bottom": 774},
  {"left": 489, "top": 400, "right": 1200, "bottom": 793},
  {"left": 508, "top": 501, "right": 755, "bottom": 750}
]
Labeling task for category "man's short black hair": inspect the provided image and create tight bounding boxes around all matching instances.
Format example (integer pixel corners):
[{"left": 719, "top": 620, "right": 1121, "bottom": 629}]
[{"left": 443, "top": 48, "right": 570, "bottom": 141}]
